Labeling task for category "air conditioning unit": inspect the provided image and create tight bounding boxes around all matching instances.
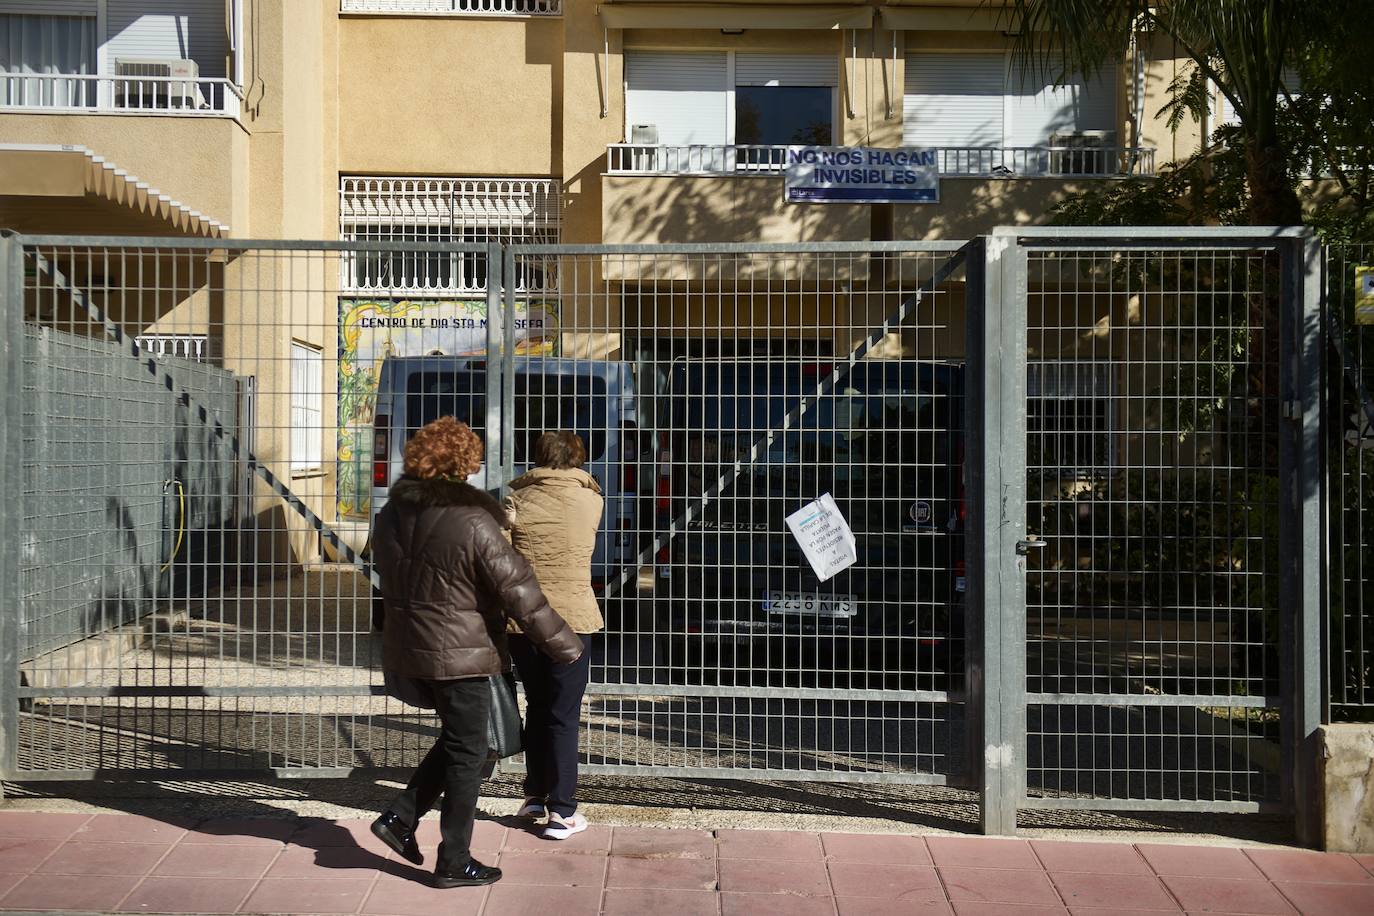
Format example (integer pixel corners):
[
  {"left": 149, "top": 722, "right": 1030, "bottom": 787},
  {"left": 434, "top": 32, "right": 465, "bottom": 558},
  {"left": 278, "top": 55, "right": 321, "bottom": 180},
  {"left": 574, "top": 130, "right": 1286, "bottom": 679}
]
[
  {"left": 1049, "top": 130, "right": 1114, "bottom": 175},
  {"left": 114, "top": 58, "right": 206, "bottom": 110},
  {"left": 629, "top": 123, "right": 659, "bottom": 170}
]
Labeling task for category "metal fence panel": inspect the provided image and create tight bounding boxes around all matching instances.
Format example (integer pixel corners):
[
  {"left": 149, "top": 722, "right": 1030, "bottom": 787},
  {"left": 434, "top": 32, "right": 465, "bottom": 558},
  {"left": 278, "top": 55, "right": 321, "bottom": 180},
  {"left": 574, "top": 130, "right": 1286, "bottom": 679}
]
[
  {"left": 500, "top": 242, "right": 972, "bottom": 784},
  {"left": 1323, "top": 243, "right": 1374, "bottom": 721},
  {"left": 20, "top": 325, "right": 242, "bottom": 660},
  {"left": 9, "top": 239, "right": 485, "bottom": 778},
  {"left": 3, "top": 236, "right": 976, "bottom": 789}
]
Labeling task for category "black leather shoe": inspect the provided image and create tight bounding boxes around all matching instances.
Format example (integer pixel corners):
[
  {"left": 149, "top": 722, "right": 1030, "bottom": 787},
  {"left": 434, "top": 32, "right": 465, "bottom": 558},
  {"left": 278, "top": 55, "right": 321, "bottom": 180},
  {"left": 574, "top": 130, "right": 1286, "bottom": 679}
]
[
  {"left": 370, "top": 812, "right": 423, "bottom": 866},
  {"left": 433, "top": 859, "right": 502, "bottom": 888}
]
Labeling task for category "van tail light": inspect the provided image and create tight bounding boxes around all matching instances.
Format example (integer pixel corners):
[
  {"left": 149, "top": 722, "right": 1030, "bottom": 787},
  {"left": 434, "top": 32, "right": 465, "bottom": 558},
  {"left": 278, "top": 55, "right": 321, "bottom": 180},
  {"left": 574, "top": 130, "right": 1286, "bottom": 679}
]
[
  {"left": 655, "top": 451, "right": 672, "bottom": 512},
  {"left": 372, "top": 417, "right": 390, "bottom": 488}
]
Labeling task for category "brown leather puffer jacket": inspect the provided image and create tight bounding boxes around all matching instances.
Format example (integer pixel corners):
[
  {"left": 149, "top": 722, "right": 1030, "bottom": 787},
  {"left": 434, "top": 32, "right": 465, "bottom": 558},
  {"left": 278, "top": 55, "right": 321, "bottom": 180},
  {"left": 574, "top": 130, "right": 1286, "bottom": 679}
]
[{"left": 372, "top": 476, "right": 583, "bottom": 680}]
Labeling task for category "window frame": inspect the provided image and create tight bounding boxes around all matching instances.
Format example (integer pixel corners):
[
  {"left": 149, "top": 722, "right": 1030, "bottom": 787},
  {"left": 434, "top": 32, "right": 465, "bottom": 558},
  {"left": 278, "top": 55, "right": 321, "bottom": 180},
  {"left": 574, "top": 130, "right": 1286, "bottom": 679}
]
[
  {"left": 1027, "top": 361, "right": 1118, "bottom": 479},
  {"left": 290, "top": 341, "right": 324, "bottom": 474},
  {"left": 623, "top": 49, "right": 840, "bottom": 150}
]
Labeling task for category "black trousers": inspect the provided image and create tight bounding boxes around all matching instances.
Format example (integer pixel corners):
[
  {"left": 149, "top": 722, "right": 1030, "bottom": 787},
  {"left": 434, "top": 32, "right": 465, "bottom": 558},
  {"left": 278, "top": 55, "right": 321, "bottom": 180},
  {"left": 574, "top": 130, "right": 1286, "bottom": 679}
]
[
  {"left": 509, "top": 634, "right": 590, "bottom": 818},
  {"left": 385, "top": 676, "right": 490, "bottom": 873}
]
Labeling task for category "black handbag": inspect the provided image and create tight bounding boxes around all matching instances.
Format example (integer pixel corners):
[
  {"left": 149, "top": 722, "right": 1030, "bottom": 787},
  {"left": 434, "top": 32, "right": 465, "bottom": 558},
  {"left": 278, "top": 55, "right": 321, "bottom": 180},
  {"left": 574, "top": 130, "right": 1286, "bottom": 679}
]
[{"left": 486, "top": 670, "right": 523, "bottom": 758}]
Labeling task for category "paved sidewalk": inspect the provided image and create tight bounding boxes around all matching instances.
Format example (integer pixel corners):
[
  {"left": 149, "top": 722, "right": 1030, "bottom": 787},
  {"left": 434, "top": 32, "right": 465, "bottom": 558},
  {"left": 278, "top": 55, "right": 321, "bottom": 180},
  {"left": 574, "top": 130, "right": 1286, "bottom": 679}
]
[{"left": 0, "top": 810, "right": 1370, "bottom": 915}]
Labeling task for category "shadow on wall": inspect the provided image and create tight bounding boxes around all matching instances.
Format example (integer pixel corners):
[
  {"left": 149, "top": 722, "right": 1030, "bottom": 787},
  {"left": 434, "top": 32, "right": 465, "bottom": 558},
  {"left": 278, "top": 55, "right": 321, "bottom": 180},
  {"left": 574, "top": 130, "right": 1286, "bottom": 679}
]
[{"left": 601, "top": 173, "right": 1101, "bottom": 248}]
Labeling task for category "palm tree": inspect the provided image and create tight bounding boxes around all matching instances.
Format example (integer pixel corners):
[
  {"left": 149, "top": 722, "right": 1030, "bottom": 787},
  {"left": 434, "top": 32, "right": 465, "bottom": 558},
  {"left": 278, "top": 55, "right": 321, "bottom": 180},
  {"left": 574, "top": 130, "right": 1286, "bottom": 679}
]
[{"left": 999, "top": 0, "right": 1306, "bottom": 225}]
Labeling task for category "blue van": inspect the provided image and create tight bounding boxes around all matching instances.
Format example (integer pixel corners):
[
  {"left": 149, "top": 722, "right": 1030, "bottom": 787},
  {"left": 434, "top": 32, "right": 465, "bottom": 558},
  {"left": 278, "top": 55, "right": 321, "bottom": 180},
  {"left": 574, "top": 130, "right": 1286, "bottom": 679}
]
[
  {"left": 654, "top": 358, "right": 966, "bottom": 686},
  {"left": 369, "top": 356, "right": 642, "bottom": 582}
]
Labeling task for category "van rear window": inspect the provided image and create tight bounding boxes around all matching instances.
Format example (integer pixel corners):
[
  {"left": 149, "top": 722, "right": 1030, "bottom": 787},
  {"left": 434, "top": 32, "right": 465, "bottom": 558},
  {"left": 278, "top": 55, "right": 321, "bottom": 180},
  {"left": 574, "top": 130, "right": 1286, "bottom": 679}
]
[
  {"left": 405, "top": 371, "right": 609, "bottom": 462},
  {"left": 406, "top": 372, "right": 487, "bottom": 444}
]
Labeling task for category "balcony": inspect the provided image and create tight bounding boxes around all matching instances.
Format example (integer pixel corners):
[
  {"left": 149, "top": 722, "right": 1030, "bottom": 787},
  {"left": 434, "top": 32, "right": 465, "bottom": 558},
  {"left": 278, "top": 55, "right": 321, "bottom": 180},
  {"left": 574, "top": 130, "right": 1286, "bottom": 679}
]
[
  {"left": 340, "top": 0, "right": 561, "bottom": 15},
  {"left": 0, "top": 73, "right": 243, "bottom": 117},
  {"left": 607, "top": 144, "right": 1157, "bottom": 179}
]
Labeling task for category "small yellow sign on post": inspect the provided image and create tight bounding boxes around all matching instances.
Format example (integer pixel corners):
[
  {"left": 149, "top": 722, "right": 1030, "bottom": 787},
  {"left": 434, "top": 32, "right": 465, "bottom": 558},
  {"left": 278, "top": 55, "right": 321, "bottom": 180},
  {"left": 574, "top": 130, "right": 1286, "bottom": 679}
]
[{"left": 1356, "top": 266, "right": 1374, "bottom": 324}]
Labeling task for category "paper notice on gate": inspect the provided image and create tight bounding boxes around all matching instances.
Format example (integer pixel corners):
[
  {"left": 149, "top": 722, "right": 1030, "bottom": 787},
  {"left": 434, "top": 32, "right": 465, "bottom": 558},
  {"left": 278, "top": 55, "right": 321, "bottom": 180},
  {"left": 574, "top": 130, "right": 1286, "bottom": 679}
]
[{"left": 785, "top": 493, "right": 858, "bottom": 582}]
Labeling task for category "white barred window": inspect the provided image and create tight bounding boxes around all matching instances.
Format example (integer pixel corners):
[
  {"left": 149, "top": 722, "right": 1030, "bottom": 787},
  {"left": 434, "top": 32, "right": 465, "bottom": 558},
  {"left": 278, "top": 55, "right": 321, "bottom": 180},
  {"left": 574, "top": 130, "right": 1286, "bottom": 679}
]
[
  {"left": 339, "top": 176, "right": 560, "bottom": 295},
  {"left": 340, "top": 1, "right": 561, "bottom": 15},
  {"left": 1028, "top": 361, "right": 1117, "bottom": 476}
]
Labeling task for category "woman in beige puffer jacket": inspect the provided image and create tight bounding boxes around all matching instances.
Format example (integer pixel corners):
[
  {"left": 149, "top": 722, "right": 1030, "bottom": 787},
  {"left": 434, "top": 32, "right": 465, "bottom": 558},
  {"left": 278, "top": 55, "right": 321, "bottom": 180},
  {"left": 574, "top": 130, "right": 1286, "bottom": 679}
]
[{"left": 505, "top": 430, "right": 603, "bottom": 839}]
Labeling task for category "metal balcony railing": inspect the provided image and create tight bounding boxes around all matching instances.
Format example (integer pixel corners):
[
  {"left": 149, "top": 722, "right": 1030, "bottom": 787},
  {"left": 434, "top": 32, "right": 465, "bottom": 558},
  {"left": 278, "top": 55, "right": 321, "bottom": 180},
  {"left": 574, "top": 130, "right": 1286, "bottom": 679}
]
[
  {"left": 0, "top": 73, "right": 243, "bottom": 117},
  {"left": 340, "top": 0, "right": 562, "bottom": 14},
  {"left": 607, "top": 144, "right": 1158, "bottom": 179}
]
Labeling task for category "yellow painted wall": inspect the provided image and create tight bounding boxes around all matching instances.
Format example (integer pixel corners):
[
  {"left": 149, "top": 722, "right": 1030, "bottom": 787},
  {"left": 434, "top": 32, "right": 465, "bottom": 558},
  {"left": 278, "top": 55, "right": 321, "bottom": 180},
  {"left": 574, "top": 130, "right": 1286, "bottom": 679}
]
[
  {"left": 1140, "top": 33, "right": 1206, "bottom": 164},
  {"left": 338, "top": 14, "right": 562, "bottom": 176},
  {"left": 603, "top": 175, "right": 870, "bottom": 246},
  {"left": 562, "top": 0, "right": 623, "bottom": 246},
  {"left": 894, "top": 178, "right": 1128, "bottom": 239}
]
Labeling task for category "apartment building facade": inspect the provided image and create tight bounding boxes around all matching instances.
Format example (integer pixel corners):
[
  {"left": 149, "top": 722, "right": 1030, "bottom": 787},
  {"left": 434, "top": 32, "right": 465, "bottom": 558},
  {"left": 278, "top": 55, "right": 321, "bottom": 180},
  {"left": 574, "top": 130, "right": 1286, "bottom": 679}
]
[{"left": 0, "top": 0, "right": 1212, "bottom": 245}]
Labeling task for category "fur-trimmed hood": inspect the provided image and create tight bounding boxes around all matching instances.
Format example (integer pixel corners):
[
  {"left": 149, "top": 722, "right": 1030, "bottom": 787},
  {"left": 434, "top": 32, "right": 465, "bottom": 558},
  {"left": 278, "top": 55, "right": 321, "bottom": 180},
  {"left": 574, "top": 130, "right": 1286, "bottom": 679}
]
[{"left": 388, "top": 476, "right": 508, "bottom": 528}]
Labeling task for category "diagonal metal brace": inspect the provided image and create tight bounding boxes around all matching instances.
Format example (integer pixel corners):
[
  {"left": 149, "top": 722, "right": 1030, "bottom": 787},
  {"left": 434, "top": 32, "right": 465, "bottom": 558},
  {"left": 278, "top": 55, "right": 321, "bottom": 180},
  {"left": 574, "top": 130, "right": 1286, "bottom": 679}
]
[
  {"left": 28, "top": 249, "right": 380, "bottom": 590},
  {"left": 602, "top": 242, "right": 973, "bottom": 601}
]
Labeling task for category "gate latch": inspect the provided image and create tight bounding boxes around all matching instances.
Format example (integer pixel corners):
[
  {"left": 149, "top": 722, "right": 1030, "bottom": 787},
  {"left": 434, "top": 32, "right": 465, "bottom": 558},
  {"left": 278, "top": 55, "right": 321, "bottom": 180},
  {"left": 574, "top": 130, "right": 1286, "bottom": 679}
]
[
  {"left": 1015, "top": 539, "right": 1047, "bottom": 556},
  {"left": 1282, "top": 400, "right": 1304, "bottom": 421}
]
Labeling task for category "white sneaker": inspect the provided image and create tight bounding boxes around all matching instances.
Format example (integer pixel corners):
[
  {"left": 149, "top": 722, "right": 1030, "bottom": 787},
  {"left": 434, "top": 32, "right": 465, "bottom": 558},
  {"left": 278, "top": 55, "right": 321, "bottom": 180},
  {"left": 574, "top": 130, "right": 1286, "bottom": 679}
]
[
  {"left": 542, "top": 811, "right": 588, "bottom": 840},
  {"left": 516, "top": 798, "right": 546, "bottom": 820}
]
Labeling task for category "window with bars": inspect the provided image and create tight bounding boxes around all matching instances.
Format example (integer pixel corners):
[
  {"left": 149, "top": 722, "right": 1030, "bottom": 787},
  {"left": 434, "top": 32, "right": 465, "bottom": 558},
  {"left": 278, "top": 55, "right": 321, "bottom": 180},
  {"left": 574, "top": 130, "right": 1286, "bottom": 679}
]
[
  {"left": 339, "top": 177, "right": 560, "bottom": 294},
  {"left": 1027, "top": 361, "right": 1116, "bottom": 476},
  {"left": 291, "top": 342, "right": 323, "bottom": 472}
]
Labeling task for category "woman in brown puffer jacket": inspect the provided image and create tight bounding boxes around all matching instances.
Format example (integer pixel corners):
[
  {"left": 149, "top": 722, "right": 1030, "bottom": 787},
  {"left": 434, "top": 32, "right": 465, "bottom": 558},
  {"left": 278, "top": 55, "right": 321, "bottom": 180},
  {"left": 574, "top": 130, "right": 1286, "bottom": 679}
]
[
  {"left": 504, "top": 430, "right": 604, "bottom": 840},
  {"left": 370, "top": 417, "right": 582, "bottom": 889}
]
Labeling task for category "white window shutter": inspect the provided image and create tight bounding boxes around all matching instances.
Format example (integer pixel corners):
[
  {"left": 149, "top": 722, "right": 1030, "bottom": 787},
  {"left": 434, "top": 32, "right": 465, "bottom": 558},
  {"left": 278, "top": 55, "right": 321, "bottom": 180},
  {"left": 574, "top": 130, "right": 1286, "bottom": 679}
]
[
  {"left": 624, "top": 51, "right": 728, "bottom": 146},
  {"left": 734, "top": 53, "right": 837, "bottom": 87},
  {"left": 106, "top": 0, "right": 228, "bottom": 79},
  {"left": 903, "top": 52, "right": 1005, "bottom": 147},
  {"left": 1006, "top": 66, "right": 1115, "bottom": 146}
]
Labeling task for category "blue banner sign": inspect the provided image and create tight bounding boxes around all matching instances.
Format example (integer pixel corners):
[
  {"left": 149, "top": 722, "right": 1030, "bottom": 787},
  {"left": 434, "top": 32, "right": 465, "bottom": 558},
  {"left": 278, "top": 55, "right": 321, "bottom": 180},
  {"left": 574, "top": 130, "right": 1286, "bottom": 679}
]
[{"left": 784, "top": 146, "right": 939, "bottom": 204}]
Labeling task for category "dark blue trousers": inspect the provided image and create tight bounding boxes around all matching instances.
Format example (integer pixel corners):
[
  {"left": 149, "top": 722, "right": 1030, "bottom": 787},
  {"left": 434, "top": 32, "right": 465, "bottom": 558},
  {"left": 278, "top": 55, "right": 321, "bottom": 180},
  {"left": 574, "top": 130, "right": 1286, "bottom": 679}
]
[{"left": 509, "top": 634, "right": 591, "bottom": 818}]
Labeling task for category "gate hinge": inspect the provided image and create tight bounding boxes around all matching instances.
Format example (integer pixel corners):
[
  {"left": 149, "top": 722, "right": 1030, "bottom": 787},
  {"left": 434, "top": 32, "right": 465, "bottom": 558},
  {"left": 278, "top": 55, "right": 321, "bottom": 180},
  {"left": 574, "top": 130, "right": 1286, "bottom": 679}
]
[{"left": 1282, "top": 400, "right": 1304, "bottom": 421}]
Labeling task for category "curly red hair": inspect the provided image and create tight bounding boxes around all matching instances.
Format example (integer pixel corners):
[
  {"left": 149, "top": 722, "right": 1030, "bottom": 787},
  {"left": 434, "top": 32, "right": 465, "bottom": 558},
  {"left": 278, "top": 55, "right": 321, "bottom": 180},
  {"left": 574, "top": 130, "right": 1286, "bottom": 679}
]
[{"left": 403, "top": 416, "right": 483, "bottom": 480}]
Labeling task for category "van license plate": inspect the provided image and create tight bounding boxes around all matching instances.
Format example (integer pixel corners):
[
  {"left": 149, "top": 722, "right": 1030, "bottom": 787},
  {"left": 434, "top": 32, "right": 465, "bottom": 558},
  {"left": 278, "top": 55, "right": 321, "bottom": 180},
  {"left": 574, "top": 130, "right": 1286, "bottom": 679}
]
[{"left": 763, "top": 591, "right": 858, "bottom": 617}]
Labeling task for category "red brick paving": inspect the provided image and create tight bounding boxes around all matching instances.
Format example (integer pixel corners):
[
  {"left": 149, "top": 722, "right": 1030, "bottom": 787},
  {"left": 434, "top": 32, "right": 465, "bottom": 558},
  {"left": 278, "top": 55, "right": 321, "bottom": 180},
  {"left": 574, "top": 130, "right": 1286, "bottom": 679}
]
[{"left": 0, "top": 810, "right": 1366, "bottom": 914}]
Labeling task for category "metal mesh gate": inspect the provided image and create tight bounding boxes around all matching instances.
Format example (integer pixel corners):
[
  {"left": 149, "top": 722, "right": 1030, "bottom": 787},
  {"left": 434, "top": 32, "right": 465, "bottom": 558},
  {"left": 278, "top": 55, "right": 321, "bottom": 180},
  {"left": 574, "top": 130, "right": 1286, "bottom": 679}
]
[
  {"left": 0, "top": 230, "right": 1322, "bottom": 837},
  {"left": 501, "top": 243, "right": 970, "bottom": 784},
  {"left": 971, "top": 228, "right": 1322, "bottom": 834}
]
